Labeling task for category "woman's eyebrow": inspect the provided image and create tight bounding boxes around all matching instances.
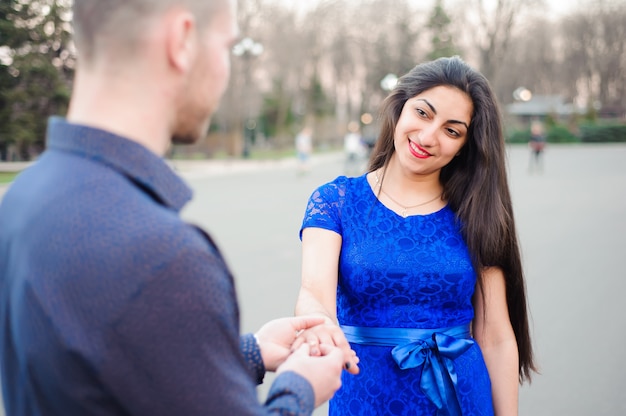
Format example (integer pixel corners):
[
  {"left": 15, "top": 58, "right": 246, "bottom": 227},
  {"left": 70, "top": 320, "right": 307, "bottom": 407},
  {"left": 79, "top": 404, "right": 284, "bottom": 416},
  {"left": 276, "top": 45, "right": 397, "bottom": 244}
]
[
  {"left": 416, "top": 98, "right": 436, "bottom": 114},
  {"left": 450, "top": 119, "right": 470, "bottom": 129},
  {"left": 416, "top": 98, "right": 470, "bottom": 129}
]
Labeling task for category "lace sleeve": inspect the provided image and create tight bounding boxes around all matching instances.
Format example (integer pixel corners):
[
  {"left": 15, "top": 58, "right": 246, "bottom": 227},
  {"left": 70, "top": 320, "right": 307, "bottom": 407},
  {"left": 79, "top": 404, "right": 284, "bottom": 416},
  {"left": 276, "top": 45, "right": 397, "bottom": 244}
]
[{"left": 299, "top": 178, "right": 346, "bottom": 239}]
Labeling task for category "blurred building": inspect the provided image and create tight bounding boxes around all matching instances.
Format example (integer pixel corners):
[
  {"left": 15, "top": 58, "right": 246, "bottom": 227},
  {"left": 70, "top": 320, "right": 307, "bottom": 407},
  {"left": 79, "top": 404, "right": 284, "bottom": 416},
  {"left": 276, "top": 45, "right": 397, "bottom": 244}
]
[{"left": 506, "top": 95, "right": 585, "bottom": 123}]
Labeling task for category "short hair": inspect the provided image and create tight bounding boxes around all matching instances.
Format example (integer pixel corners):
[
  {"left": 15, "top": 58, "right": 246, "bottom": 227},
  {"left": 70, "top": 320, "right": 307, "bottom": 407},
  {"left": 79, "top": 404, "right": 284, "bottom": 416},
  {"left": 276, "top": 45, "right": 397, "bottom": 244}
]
[{"left": 72, "top": 0, "right": 228, "bottom": 63}]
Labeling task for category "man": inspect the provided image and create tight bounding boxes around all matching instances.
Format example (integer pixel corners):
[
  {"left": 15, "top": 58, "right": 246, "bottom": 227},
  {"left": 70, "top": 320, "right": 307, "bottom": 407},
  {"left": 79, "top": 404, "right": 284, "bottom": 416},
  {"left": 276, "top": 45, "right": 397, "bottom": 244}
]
[{"left": 0, "top": 0, "right": 355, "bottom": 414}]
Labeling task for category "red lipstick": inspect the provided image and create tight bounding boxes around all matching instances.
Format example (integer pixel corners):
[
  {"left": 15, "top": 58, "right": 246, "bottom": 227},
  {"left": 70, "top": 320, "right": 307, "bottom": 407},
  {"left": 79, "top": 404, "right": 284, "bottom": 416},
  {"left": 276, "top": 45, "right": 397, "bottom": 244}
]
[{"left": 408, "top": 139, "right": 431, "bottom": 159}]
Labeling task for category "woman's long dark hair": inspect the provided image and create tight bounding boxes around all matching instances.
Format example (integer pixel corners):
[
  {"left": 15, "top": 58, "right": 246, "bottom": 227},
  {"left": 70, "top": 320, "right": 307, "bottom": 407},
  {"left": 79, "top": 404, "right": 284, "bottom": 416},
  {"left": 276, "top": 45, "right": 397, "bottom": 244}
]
[{"left": 369, "top": 56, "right": 536, "bottom": 383}]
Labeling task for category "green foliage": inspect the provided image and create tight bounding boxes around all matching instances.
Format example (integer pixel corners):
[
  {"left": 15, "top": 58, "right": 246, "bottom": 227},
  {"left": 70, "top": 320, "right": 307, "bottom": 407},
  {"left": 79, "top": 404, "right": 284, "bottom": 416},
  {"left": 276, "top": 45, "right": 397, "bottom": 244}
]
[
  {"left": 308, "top": 74, "right": 333, "bottom": 118},
  {"left": 426, "top": 0, "right": 460, "bottom": 61},
  {"left": 0, "top": 171, "right": 20, "bottom": 184},
  {"left": 543, "top": 113, "right": 558, "bottom": 128},
  {"left": 579, "top": 123, "right": 626, "bottom": 143},
  {"left": 507, "top": 122, "right": 626, "bottom": 144},
  {"left": 546, "top": 125, "right": 579, "bottom": 143},
  {"left": 506, "top": 123, "right": 580, "bottom": 144},
  {"left": 259, "top": 80, "right": 297, "bottom": 139},
  {"left": 582, "top": 105, "right": 599, "bottom": 123},
  {"left": 0, "top": 0, "right": 74, "bottom": 160},
  {"left": 506, "top": 129, "right": 530, "bottom": 144}
]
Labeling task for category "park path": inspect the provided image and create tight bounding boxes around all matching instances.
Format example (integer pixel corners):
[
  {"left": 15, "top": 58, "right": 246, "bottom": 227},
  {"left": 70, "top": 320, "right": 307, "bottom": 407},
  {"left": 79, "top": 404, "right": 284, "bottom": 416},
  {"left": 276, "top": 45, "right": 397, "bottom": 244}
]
[
  {"left": 182, "top": 144, "right": 626, "bottom": 415},
  {"left": 1, "top": 144, "right": 625, "bottom": 415}
]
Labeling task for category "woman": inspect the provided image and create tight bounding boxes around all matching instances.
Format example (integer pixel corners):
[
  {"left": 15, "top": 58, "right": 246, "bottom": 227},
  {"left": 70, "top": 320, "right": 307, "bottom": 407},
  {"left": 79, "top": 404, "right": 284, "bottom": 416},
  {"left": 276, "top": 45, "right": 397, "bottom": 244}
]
[{"left": 294, "top": 56, "right": 536, "bottom": 415}]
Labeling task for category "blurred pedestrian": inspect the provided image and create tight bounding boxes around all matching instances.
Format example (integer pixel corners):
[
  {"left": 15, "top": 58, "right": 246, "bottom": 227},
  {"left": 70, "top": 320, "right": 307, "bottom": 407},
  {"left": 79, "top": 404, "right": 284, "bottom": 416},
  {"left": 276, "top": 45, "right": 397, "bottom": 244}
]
[
  {"left": 0, "top": 1, "right": 348, "bottom": 415},
  {"left": 343, "top": 121, "right": 365, "bottom": 176},
  {"left": 295, "top": 126, "right": 313, "bottom": 174},
  {"left": 528, "top": 119, "right": 547, "bottom": 173},
  {"left": 293, "top": 56, "right": 537, "bottom": 415}
]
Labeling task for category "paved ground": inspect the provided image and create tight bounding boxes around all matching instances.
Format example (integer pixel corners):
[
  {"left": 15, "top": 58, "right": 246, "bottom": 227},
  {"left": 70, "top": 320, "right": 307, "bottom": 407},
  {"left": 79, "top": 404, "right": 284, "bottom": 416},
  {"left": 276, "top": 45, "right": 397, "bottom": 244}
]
[{"left": 1, "top": 144, "right": 625, "bottom": 415}]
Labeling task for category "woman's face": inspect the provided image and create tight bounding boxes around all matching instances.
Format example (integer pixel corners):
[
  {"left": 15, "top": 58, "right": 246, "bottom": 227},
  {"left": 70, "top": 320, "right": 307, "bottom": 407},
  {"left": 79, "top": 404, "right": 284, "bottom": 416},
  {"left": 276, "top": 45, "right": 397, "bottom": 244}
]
[{"left": 392, "top": 85, "right": 473, "bottom": 176}]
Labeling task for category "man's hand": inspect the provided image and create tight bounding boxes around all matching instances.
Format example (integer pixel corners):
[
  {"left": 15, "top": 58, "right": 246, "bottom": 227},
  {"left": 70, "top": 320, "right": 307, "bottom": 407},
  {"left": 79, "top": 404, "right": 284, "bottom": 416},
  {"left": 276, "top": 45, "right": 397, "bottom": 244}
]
[
  {"left": 277, "top": 342, "right": 344, "bottom": 407},
  {"left": 254, "top": 315, "right": 326, "bottom": 371},
  {"left": 291, "top": 322, "right": 360, "bottom": 375}
]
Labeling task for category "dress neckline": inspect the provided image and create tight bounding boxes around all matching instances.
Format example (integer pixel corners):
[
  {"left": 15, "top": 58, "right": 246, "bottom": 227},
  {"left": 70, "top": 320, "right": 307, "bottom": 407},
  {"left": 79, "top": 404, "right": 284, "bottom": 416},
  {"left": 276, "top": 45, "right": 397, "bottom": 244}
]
[{"left": 360, "top": 173, "right": 448, "bottom": 219}]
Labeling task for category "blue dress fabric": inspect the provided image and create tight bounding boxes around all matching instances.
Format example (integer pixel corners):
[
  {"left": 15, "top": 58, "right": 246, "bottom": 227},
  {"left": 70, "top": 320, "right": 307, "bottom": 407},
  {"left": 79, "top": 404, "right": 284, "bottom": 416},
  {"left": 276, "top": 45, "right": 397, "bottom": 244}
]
[{"left": 300, "top": 175, "right": 494, "bottom": 415}]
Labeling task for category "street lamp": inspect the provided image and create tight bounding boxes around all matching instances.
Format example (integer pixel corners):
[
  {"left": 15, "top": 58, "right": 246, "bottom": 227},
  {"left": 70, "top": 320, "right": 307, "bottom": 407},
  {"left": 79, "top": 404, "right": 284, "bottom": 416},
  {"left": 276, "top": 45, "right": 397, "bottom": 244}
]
[
  {"left": 233, "top": 37, "right": 264, "bottom": 58},
  {"left": 233, "top": 37, "right": 264, "bottom": 158},
  {"left": 513, "top": 86, "right": 532, "bottom": 102},
  {"left": 380, "top": 73, "right": 398, "bottom": 92}
]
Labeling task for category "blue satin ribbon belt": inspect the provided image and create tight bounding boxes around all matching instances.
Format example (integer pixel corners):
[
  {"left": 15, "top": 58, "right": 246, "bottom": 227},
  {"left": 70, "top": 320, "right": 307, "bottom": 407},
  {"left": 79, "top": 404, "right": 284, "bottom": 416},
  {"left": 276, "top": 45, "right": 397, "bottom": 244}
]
[{"left": 341, "top": 324, "right": 474, "bottom": 416}]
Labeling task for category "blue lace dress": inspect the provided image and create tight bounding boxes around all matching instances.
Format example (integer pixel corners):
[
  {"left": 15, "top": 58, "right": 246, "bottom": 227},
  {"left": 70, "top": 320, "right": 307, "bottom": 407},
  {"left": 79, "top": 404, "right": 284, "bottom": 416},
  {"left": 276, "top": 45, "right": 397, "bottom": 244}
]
[{"left": 300, "top": 175, "right": 494, "bottom": 416}]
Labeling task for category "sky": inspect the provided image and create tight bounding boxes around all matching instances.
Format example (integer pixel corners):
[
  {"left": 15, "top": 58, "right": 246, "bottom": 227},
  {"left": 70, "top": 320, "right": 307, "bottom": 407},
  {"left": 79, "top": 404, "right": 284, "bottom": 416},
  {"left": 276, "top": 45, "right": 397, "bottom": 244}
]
[{"left": 273, "top": 0, "right": 584, "bottom": 18}]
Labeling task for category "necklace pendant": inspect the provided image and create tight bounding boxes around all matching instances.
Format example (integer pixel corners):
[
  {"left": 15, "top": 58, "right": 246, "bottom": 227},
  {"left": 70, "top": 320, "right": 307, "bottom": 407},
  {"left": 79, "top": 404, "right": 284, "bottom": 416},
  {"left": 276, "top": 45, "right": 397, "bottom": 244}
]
[{"left": 401, "top": 209, "right": 408, "bottom": 218}]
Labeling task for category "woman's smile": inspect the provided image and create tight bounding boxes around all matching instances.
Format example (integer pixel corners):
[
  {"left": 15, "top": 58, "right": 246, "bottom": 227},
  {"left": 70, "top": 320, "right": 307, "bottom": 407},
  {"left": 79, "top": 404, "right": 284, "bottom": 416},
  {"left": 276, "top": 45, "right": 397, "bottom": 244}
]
[{"left": 408, "top": 139, "right": 431, "bottom": 158}]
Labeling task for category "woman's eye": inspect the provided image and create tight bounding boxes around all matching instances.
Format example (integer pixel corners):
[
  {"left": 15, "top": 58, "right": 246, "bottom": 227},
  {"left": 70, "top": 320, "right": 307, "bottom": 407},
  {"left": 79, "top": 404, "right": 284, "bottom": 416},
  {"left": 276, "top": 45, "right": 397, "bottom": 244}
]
[{"left": 415, "top": 108, "right": 427, "bottom": 117}]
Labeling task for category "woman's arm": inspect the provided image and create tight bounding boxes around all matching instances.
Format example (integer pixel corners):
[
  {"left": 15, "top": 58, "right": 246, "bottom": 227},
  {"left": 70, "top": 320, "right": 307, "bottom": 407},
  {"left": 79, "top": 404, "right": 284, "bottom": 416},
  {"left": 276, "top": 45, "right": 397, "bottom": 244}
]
[
  {"left": 295, "top": 227, "right": 342, "bottom": 323},
  {"left": 294, "top": 227, "right": 359, "bottom": 374},
  {"left": 473, "top": 267, "right": 520, "bottom": 416}
]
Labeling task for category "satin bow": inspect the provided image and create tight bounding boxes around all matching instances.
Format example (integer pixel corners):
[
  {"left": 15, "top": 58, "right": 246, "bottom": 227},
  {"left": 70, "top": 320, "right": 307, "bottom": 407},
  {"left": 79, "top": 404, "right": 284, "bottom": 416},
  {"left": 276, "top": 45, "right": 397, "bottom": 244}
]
[{"left": 391, "top": 332, "right": 474, "bottom": 416}]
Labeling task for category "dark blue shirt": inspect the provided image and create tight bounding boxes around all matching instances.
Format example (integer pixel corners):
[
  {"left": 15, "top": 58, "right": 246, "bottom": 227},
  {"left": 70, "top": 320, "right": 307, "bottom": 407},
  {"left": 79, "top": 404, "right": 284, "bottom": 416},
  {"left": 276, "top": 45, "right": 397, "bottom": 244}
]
[{"left": 0, "top": 118, "right": 314, "bottom": 415}]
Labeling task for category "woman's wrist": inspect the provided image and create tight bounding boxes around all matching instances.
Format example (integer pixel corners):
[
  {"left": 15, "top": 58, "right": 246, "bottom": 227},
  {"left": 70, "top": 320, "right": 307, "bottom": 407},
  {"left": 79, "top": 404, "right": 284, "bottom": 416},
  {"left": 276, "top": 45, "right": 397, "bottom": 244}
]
[{"left": 308, "top": 312, "right": 336, "bottom": 326}]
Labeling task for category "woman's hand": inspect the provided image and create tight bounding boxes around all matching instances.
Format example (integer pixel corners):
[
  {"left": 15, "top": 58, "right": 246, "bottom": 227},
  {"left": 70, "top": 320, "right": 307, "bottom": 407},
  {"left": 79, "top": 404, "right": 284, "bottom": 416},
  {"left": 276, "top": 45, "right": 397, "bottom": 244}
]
[
  {"left": 254, "top": 315, "right": 328, "bottom": 372},
  {"left": 292, "top": 321, "right": 360, "bottom": 375}
]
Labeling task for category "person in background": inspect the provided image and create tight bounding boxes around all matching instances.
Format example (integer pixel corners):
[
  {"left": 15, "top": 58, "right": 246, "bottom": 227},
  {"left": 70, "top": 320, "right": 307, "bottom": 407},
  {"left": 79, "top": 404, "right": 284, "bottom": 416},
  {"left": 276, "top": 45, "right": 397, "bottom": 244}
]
[
  {"left": 528, "top": 119, "right": 547, "bottom": 173},
  {"left": 0, "top": 0, "right": 349, "bottom": 415},
  {"left": 295, "top": 126, "right": 313, "bottom": 174},
  {"left": 343, "top": 121, "right": 365, "bottom": 176},
  {"left": 293, "top": 56, "right": 537, "bottom": 415}
]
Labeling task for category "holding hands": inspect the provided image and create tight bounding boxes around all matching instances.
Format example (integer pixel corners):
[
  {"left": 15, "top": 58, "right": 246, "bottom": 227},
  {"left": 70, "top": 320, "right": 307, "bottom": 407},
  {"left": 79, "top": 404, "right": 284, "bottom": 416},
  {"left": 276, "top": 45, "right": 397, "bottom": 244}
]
[
  {"left": 291, "top": 319, "right": 360, "bottom": 375},
  {"left": 254, "top": 315, "right": 359, "bottom": 406},
  {"left": 254, "top": 315, "right": 327, "bottom": 371},
  {"left": 255, "top": 316, "right": 358, "bottom": 406},
  {"left": 254, "top": 315, "right": 359, "bottom": 374}
]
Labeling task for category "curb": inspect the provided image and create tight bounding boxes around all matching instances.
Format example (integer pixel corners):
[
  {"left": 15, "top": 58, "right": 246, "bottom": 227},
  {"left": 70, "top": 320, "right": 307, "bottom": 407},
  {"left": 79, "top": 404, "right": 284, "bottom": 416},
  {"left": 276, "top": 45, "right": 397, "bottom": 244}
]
[{"left": 169, "top": 152, "right": 342, "bottom": 180}]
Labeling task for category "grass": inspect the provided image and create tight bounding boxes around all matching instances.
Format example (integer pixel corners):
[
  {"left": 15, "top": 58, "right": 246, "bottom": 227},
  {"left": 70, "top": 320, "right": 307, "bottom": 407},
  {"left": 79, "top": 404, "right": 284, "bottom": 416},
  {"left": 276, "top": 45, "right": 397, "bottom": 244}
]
[{"left": 0, "top": 171, "right": 20, "bottom": 184}]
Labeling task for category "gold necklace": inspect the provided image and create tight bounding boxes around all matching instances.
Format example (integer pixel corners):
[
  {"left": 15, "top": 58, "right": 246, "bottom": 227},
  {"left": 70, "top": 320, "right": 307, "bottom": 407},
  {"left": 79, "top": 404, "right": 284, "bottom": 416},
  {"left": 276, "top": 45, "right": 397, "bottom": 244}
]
[{"left": 374, "top": 171, "right": 442, "bottom": 218}]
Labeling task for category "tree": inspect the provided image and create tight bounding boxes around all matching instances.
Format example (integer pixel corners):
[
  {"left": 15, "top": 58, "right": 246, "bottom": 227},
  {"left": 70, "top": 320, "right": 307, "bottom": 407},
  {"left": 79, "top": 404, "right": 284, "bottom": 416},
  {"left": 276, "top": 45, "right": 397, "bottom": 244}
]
[
  {"left": 456, "top": 0, "right": 542, "bottom": 102},
  {"left": 426, "top": 0, "right": 461, "bottom": 61},
  {"left": 320, "top": 0, "right": 424, "bottom": 140},
  {"left": 496, "top": 13, "right": 563, "bottom": 105},
  {"left": 560, "top": 1, "right": 626, "bottom": 116},
  {"left": 0, "top": 0, "right": 74, "bottom": 160}
]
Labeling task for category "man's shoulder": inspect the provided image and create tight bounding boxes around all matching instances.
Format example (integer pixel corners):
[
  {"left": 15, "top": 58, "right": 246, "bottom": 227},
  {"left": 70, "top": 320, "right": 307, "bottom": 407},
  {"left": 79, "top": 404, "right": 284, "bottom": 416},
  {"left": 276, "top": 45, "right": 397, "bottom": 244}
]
[
  {"left": 2, "top": 151, "right": 198, "bottom": 253},
  {"left": 6, "top": 150, "right": 131, "bottom": 203}
]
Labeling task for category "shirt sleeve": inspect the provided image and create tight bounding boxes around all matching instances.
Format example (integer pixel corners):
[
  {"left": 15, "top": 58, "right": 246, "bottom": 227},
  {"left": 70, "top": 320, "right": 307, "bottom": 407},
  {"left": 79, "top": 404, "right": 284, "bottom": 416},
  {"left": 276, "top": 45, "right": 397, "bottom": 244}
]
[
  {"left": 98, "top": 225, "right": 315, "bottom": 416},
  {"left": 240, "top": 333, "right": 265, "bottom": 385},
  {"left": 265, "top": 371, "right": 315, "bottom": 413}
]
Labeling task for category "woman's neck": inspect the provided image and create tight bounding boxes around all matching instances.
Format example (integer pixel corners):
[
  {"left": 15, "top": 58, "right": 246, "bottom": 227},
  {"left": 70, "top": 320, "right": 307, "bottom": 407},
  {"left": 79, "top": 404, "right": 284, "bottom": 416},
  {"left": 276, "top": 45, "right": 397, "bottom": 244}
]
[{"left": 380, "top": 157, "right": 443, "bottom": 197}]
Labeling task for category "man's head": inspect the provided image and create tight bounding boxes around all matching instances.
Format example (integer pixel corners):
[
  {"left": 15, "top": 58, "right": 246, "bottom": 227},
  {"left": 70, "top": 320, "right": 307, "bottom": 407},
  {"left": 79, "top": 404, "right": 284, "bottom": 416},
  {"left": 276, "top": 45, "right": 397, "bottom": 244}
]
[
  {"left": 72, "top": 0, "right": 234, "bottom": 64},
  {"left": 70, "top": 0, "right": 238, "bottom": 146}
]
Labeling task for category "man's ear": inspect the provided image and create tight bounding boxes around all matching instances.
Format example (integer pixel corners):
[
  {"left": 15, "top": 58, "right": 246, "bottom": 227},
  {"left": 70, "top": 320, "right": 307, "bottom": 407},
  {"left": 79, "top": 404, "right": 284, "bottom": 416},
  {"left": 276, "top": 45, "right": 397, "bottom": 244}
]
[{"left": 165, "top": 10, "right": 196, "bottom": 73}]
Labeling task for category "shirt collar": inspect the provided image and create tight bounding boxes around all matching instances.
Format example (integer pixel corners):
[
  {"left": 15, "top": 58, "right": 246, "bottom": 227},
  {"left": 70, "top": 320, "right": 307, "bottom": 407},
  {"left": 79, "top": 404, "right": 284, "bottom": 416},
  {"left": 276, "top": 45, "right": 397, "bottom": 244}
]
[{"left": 46, "top": 117, "right": 193, "bottom": 212}]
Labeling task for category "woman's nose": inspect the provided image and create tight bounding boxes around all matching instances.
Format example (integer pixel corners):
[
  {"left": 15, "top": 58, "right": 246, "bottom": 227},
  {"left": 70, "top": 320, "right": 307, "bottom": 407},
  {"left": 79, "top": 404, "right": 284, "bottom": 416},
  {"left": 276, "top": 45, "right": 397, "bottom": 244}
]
[{"left": 417, "top": 128, "right": 436, "bottom": 146}]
